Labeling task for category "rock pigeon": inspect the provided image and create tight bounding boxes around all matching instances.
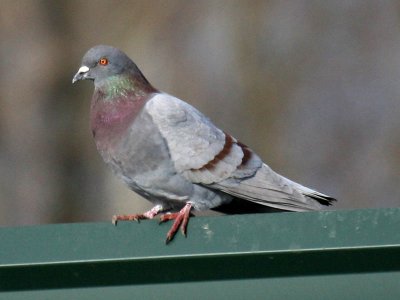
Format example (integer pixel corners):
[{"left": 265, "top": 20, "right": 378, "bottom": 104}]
[{"left": 72, "top": 45, "right": 336, "bottom": 243}]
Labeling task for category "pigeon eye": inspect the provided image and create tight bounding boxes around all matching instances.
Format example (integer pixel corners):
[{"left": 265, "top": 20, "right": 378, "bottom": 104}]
[{"left": 99, "top": 58, "right": 108, "bottom": 66}]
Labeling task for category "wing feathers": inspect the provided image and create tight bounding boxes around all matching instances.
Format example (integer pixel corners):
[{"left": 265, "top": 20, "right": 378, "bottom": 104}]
[
  {"left": 146, "top": 93, "right": 336, "bottom": 211},
  {"left": 146, "top": 93, "right": 226, "bottom": 171},
  {"left": 213, "top": 164, "right": 335, "bottom": 211},
  {"left": 184, "top": 134, "right": 244, "bottom": 184}
]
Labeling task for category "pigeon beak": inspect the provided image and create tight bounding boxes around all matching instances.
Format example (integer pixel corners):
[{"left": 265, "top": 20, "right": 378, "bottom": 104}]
[{"left": 72, "top": 65, "right": 90, "bottom": 84}]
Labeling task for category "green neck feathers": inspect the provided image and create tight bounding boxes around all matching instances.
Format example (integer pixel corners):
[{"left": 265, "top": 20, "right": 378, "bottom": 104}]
[{"left": 98, "top": 75, "right": 137, "bottom": 100}]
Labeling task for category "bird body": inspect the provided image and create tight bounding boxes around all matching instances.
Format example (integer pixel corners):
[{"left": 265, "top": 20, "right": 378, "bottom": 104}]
[{"left": 73, "top": 45, "right": 335, "bottom": 242}]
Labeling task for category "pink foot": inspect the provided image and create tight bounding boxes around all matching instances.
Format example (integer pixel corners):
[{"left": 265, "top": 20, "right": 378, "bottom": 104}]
[
  {"left": 159, "top": 203, "right": 193, "bottom": 244},
  {"left": 112, "top": 205, "right": 163, "bottom": 225}
]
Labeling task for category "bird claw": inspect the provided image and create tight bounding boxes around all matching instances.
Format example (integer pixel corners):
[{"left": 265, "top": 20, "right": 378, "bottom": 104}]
[
  {"left": 112, "top": 214, "right": 144, "bottom": 225},
  {"left": 159, "top": 212, "right": 179, "bottom": 224},
  {"left": 111, "top": 203, "right": 192, "bottom": 244},
  {"left": 111, "top": 205, "right": 163, "bottom": 226},
  {"left": 160, "top": 203, "right": 192, "bottom": 244}
]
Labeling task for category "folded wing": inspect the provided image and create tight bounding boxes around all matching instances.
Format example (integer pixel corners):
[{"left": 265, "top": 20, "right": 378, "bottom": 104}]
[{"left": 146, "top": 93, "right": 335, "bottom": 211}]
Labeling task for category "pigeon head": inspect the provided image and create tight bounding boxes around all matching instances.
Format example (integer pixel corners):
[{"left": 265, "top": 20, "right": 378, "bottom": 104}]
[{"left": 72, "top": 45, "right": 139, "bottom": 85}]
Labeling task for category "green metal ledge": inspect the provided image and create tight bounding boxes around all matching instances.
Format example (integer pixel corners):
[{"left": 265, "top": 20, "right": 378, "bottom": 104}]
[{"left": 1, "top": 208, "right": 400, "bottom": 299}]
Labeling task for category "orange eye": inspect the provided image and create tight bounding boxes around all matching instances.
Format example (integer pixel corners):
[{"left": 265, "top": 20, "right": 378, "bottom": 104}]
[{"left": 99, "top": 58, "right": 108, "bottom": 66}]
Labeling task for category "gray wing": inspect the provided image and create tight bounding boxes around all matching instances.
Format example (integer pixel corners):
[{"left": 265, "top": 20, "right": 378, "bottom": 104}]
[
  {"left": 146, "top": 93, "right": 335, "bottom": 211},
  {"left": 211, "top": 163, "right": 335, "bottom": 211},
  {"left": 145, "top": 93, "right": 247, "bottom": 183}
]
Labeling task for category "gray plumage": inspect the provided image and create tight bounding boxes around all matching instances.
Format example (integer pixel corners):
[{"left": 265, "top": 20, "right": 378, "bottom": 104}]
[{"left": 73, "top": 45, "right": 336, "bottom": 219}]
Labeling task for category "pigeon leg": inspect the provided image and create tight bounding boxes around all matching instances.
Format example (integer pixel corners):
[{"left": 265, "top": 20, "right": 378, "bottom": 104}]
[
  {"left": 112, "top": 204, "right": 163, "bottom": 225},
  {"left": 160, "top": 202, "right": 193, "bottom": 244}
]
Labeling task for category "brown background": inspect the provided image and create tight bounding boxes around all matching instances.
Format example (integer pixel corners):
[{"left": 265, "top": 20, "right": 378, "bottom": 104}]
[{"left": 1, "top": 0, "right": 399, "bottom": 226}]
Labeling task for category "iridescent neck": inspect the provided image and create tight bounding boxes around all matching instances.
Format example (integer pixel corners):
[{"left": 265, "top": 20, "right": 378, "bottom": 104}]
[{"left": 96, "top": 75, "right": 140, "bottom": 100}]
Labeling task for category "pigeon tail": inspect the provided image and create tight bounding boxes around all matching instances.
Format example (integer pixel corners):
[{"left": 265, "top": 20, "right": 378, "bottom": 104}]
[{"left": 213, "top": 164, "right": 336, "bottom": 212}]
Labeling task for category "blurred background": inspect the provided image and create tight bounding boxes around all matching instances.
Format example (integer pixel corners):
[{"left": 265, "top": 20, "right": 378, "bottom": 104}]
[{"left": 0, "top": 0, "right": 399, "bottom": 226}]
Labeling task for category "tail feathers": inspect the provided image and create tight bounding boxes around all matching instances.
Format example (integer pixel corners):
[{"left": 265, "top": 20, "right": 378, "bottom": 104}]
[
  {"left": 212, "top": 164, "right": 336, "bottom": 212},
  {"left": 306, "top": 192, "right": 336, "bottom": 206}
]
